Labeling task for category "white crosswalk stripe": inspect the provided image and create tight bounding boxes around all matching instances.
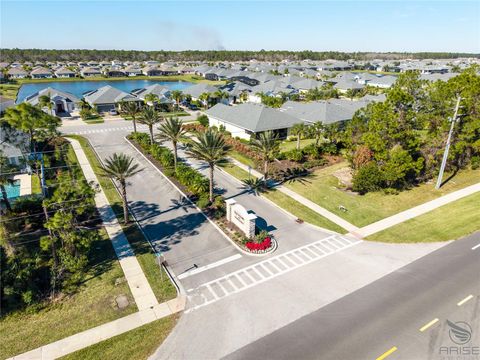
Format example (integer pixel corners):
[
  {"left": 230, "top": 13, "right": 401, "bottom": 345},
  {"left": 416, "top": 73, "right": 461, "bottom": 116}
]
[
  {"left": 68, "top": 125, "right": 149, "bottom": 135},
  {"left": 185, "top": 234, "right": 362, "bottom": 313}
]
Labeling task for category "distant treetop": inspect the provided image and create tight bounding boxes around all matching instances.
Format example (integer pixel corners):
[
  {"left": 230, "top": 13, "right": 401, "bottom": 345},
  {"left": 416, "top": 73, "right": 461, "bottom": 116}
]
[{"left": 0, "top": 48, "right": 478, "bottom": 63}]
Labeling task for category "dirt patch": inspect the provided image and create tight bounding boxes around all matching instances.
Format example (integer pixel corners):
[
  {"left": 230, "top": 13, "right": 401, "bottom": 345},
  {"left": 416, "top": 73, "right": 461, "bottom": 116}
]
[{"left": 333, "top": 167, "right": 353, "bottom": 188}]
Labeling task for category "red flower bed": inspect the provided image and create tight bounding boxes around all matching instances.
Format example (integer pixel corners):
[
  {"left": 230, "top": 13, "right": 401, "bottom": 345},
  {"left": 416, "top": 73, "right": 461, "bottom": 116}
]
[{"left": 245, "top": 237, "right": 272, "bottom": 251}]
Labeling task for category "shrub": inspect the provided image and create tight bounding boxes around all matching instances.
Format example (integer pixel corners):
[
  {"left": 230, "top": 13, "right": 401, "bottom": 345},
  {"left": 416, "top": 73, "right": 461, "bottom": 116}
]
[
  {"left": 130, "top": 132, "right": 150, "bottom": 148},
  {"left": 254, "top": 229, "right": 270, "bottom": 244},
  {"left": 352, "top": 162, "right": 384, "bottom": 194},
  {"left": 196, "top": 194, "right": 210, "bottom": 209},
  {"left": 197, "top": 114, "right": 209, "bottom": 127},
  {"left": 321, "top": 142, "right": 338, "bottom": 155},
  {"left": 471, "top": 156, "right": 480, "bottom": 170},
  {"left": 302, "top": 144, "right": 323, "bottom": 159},
  {"left": 245, "top": 237, "right": 272, "bottom": 251},
  {"left": 303, "top": 158, "right": 328, "bottom": 169},
  {"left": 284, "top": 149, "right": 304, "bottom": 162}
]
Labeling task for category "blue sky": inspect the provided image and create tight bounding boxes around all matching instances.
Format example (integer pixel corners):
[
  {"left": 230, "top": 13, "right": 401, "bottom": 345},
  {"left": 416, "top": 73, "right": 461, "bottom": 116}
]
[{"left": 1, "top": 1, "right": 479, "bottom": 52}]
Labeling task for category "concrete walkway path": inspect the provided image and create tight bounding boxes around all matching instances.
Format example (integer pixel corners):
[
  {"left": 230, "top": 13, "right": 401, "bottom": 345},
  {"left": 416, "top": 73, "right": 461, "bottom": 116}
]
[
  {"left": 9, "top": 297, "right": 186, "bottom": 360},
  {"left": 227, "top": 157, "right": 359, "bottom": 233},
  {"left": 68, "top": 138, "right": 158, "bottom": 311},
  {"left": 351, "top": 182, "right": 480, "bottom": 238}
]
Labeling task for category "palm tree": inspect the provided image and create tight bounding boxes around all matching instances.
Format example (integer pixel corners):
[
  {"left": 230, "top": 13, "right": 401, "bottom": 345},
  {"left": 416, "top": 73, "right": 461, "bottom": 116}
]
[
  {"left": 186, "top": 129, "right": 230, "bottom": 202},
  {"left": 250, "top": 131, "right": 279, "bottom": 179},
  {"left": 309, "top": 121, "right": 325, "bottom": 146},
  {"left": 101, "top": 153, "right": 143, "bottom": 224},
  {"left": 213, "top": 90, "right": 229, "bottom": 105},
  {"left": 198, "top": 92, "right": 211, "bottom": 109},
  {"left": 170, "top": 90, "right": 183, "bottom": 111},
  {"left": 144, "top": 93, "right": 159, "bottom": 107},
  {"left": 39, "top": 92, "right": 53, "bottom": 115},
  {"left": 0, "top": 152, "right": 13, "bottom": 213},
  {"left": 290, "top": 123, "right": 307, "bottom": 150},
  {"left": 156, "top": 117, "right": 187, "bottom": 170},
  {"left": 242, "top": 177, "right": 266, "bottom": 196},
  {"left": 120, "top": 101, "right": 140, "bottom": 133},
  {"left": 138, "top": 106, "right": 161, "bottom": 144}
]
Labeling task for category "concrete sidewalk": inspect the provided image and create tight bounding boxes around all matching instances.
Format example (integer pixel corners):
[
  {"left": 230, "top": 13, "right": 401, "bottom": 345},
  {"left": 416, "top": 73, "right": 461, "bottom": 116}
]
[
  {"left": 352, "top": 182, "right": 480, "bottom": 238},
  {"left": 9, "top": 297, "right": 186, "bottom": 360},
  {"left": 68, "top": 138, "right": 158, "bottom": 311},
  {"left": 227, "top": 156, "right": 358, "bottom": 233}
]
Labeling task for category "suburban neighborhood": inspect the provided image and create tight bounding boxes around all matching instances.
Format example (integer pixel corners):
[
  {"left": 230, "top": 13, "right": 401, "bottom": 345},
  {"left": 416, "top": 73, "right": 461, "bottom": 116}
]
[{"left": 1, "top": 1, "right": 479, "bottom": 360}]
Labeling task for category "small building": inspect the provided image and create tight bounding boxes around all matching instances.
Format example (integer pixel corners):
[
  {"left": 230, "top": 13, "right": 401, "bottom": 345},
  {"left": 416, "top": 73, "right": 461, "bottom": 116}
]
[
  {"left": 83, "top": 85, "right": 139, "bottom": 113},
  {"left": 206, "top": 103, "right": 303, "bottom": 140},
  {"left": 124, "top": 66, "right": 143, "bottom": 77},
  {"left": 143, "top": 66, "right": 163, "bottom": 77},
  {"left": 24, "top": 87, "right": 79, "bottom": 115},
  {"left": 30, "top": 67, "right": 53, "bottom": 79}
]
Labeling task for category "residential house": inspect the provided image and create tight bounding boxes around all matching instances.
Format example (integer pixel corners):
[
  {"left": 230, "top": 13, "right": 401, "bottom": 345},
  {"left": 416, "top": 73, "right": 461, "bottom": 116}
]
[
  {"left": 131, "top": 84, "right": 173, "bottom": 104},
  {"left": 7, "top": 67, "right": 29, "bottom": 79},
  {"left": 84, "top": 85, "right": 139, "bottom": 112},
  {"left": 81, "top": 67, "right": 101, "bottom": 77},
  {"left": 30, "top": 67, "right": 53, "bottom": 79},
  {"left": 182, "top": 83, "right": 218, "bottom": 101},
  {"left": 124, "top": 66, "right": 143, "bottom": 77},
  {"left": 24, "top": 87, "right": 79, "bottom": 115},
  {"left": 143, "top": 66, "right": 163, "bottom": 77},
  {"left": 54, "top": 67, "right": 76, "bottom": 78},
  {"left": 206, "top": 103, "right": 303, "bottom": 140}
]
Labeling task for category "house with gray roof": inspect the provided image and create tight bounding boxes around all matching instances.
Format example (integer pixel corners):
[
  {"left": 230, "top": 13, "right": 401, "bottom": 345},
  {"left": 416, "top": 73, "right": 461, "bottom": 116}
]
[
  {"left": 332, "top": 78, "right": 365, "bottom": 93},
  {"left": 81, "top": 67, "right": 101, "bottom": 77},
  {"left": 24, "top": 87, "right": 79, "bottom": 116},
  {"left": 7, "top": 67, "right": 29, "bottom": 79},
  {"left": 54, "top": 67, "right": 76, "bottom": 78},
  {"left": 131, "top": 84, "right": 173, "bottom": 106},
  {"left": 280, "top": 99, "right": 371, "bottom": 125},
  {"left": 182, "top": 83, "right": 218, "bottom": 101},
  {"left": 84, "top": 85, "right": 139, "bottom": 112},
  {"left": 30, "top": 67, "right": 53, "bottom": 79},
  {"left": 206, "top": 103, "right": 304, "bottom": 140}
]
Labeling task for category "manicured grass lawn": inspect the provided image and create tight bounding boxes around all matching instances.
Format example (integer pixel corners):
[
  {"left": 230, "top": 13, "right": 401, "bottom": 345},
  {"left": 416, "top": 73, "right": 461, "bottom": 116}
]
[
  {"left": 60, "top": 315, "right": 178, "bottom": 360},
  {"left": 67, "top": 135, "right": 177, "bottom": 303},
  {"left": 219, "top": 162, "right": 346, "bottom": 233},
  {"left": 0, "top": 83, "right": 20, "bottom": 99},
  {"left": 284, "top": 161, "right": 480, "bottom": 227},
  {"left": 31, "top": 174, "right": 42, "bottom": 194},
  {"left": 367, "top": 192, "right": 480, "bottom": 243},
  {"left": 280, "top": 138, "right": 316, "bottom": 152},
  {"left": 229, "top": 150, "right": 256, "bottom": 168}
]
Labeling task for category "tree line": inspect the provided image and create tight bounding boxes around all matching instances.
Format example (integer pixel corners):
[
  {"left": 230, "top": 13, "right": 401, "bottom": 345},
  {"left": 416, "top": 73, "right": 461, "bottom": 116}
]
[{"left": 1, "top": 48, "right": 478, "bottom": 63}]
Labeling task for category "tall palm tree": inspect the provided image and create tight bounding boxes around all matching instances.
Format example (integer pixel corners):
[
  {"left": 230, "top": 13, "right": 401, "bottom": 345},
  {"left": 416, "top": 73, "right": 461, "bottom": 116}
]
[
  {"left": 138, "top": 106, "right": 161, "bottom": 144},
  {"left": 250, "top": 131, "right": 279, "bottom": 179},
  {"left": 170, "top": 90, "right": 183, "bottom": 111},
  {"left": 156, "top": 117, "right": 187, "bottom": 170},
  {"left": 101, "top": 153, "right": 143, "bottom": 224},
  {"left": 309, "top": 121, "right": 325, "bottom": 146},
  {"left": 39, "top": 92, "right": 53, "bottom": 115},
  {"left": 120, "top": 101, "right": 140, "bottom": 133},
  {"left": 186, "top": 129, "right": 230, "bottom": 202},
  {"left": 290, "top": 123, "right": 307, "bottom": 150},
  {"left": 198, "top": 92, "right": 211, "bottom": 109}
]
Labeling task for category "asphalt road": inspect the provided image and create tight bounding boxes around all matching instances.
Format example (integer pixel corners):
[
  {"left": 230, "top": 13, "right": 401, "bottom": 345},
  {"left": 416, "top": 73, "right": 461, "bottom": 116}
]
[{"left": 225, "top": 231, "right": 480, "bottom": 360}]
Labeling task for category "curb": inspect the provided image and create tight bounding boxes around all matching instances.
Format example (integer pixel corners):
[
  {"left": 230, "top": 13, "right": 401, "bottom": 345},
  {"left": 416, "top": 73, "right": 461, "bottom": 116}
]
[{"left": 124, "top": 136, "right": 263, "bottom": 257}]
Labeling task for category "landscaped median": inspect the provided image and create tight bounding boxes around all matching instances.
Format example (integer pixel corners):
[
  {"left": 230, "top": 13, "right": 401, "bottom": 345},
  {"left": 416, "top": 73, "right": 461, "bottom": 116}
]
[{"left": 126, "top": 132, "right": 276, "bottom": 255}]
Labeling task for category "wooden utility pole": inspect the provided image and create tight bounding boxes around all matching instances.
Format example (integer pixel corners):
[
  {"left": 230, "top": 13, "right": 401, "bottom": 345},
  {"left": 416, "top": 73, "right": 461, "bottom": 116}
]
[{"left": 435, "top": 96, "right": 461, "bottom": 189}]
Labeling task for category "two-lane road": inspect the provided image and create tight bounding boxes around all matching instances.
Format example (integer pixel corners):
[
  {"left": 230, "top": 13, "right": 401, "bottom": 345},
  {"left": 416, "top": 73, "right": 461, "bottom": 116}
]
[{"left": 226, "top": 232, "right": 480, "bottom": 360}]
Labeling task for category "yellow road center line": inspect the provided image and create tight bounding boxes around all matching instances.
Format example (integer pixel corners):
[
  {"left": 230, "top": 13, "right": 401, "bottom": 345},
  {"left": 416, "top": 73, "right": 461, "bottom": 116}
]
[
  {"left": 376, "top": 346, "right": 398, "bottom": 360},
  {"left": 419, "top": 318, "right": 439, "bottom": 332},
  {"left": 457, "top": 294, "right": 474, "bottom": 306}
]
